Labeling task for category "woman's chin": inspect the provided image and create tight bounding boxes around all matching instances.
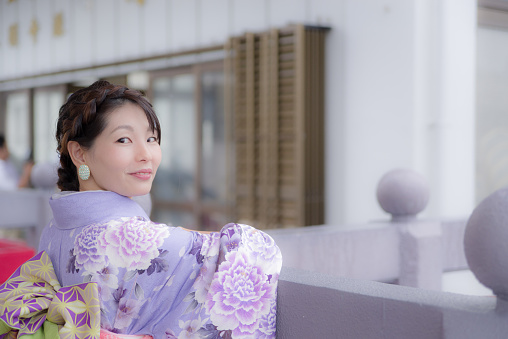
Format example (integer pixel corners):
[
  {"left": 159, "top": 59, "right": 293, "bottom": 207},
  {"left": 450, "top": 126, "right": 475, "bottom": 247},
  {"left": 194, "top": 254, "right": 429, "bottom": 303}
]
[{"left": 115, "top": 186, "right": 152, "bottom": 198}]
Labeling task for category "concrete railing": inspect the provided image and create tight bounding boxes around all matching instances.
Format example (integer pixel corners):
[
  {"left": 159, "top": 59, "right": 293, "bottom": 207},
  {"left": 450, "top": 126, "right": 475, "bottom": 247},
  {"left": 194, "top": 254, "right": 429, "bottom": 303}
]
[
  {"left": 0, "top": 189, "right": 53, "bottom": 248},
  {"left": 0, "top": 162, "right": 58, "bottom": 248},
  {"left": 267, "top": 218, "right": 468, "bottom": 290},
  {"left": 274, "top": 176, "right": 508, "bottom": 338},
  {"left": 276, "top": 267, "right": 506, "bottom": 339}
]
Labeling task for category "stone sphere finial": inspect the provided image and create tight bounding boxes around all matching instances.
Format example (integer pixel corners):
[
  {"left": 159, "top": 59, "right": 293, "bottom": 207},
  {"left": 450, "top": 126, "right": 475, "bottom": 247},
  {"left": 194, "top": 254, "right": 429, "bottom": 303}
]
[
  {"left": 376, "top": 168, "right": 429, "bottom": 222},
  {"left": 464, "top": 188, "right": 508, "bottom": 300}
]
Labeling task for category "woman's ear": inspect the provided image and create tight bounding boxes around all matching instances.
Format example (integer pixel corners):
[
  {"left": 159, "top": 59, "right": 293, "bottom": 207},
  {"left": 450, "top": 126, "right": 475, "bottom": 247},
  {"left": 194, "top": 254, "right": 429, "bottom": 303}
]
[{"left": 67, "top": 141, "right": 86, "bottom": 168}]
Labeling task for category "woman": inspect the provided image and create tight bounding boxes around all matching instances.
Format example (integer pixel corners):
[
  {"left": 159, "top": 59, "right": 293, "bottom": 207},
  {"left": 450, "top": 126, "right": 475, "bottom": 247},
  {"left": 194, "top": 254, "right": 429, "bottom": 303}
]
[{"left": 0, "top": 81, "right": 281, "bottom": 339}]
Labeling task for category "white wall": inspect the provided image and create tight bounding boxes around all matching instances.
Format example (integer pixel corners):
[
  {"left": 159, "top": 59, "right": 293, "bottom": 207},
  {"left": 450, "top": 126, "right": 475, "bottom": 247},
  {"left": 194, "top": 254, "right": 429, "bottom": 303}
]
[
  {"left": 330, "top": 0, "right": 476, "bottom": 223},
  {"left": 0, "top": 0, "right": 477, "bottom": 224},
  {"left": 476, "top": 24, "right": 508, "bottom": 204},
  {"left": 338, "top": 0, "right": 417, "bottom": 223}
]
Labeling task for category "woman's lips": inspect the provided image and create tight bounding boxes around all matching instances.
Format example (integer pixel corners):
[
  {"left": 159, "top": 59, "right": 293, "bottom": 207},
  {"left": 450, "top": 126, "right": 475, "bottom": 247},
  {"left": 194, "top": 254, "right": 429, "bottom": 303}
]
[{"left": 130, "top": 169, "right": 152, "bottom": 180}]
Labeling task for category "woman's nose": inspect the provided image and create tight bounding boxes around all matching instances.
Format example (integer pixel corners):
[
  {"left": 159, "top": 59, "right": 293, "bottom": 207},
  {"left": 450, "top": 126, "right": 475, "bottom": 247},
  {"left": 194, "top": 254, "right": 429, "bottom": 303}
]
[{"left": 137, "top": 143, "right": 152, "bottom": 162}]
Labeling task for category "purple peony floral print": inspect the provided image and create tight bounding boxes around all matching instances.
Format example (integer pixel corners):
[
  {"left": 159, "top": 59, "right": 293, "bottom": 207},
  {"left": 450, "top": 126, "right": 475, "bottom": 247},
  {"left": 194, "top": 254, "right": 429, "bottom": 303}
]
[
  {"left": 243, "top": 226, "right": 280, "bottom": 263},
  {"left": 204, "top": 250, "right": 277, "bottom": 337},
  {"left": 97, "top": 217, "right": 170, "bottom": 271},
  {"left": 255, "top": 299, "right": 278, "bottom": 339},
  {"left": 73, "top": 224, "right": 108, "bottom": 273}
]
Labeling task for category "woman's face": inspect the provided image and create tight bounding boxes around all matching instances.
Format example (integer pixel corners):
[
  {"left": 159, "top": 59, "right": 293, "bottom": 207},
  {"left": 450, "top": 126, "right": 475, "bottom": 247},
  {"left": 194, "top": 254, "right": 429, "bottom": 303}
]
[{"left": 80, "top": 102, "right": 161, "bottom": 197}]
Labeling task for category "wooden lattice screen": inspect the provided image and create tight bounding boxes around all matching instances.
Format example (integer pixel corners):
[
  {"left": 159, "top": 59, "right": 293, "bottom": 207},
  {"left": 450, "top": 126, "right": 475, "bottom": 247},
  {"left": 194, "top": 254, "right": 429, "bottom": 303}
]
[{"left": 226, "top": 25, "right": 328, "bottom": 229}]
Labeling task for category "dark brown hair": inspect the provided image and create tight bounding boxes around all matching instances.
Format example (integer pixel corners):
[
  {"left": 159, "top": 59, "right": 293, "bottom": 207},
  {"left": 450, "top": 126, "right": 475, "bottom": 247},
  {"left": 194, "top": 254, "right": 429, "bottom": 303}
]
[{"left": 56, "top": 80, "right": 161, "bottom": 191}]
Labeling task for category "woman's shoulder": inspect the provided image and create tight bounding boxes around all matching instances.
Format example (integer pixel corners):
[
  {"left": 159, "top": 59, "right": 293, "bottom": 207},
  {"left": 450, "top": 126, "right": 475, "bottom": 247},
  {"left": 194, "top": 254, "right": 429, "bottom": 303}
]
[{"left": 72, "top": 216, "right": 193, "bottom": 274}]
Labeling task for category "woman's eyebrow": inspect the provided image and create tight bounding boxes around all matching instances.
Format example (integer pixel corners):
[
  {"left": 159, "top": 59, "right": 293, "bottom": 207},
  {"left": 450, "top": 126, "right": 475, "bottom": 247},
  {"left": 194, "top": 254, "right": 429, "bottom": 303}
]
[{"left": 110, "top": 125, "right": 134, "bottom": 133}]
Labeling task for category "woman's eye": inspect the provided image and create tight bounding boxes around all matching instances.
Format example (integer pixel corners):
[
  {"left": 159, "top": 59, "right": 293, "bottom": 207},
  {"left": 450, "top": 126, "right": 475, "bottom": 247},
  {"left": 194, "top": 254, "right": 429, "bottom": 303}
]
[
  {"left": 117, "top": 138, "right": 130, "bottom": 144},
  {"left": 147, "top": 136, "right": 157, "bottom": 143}
]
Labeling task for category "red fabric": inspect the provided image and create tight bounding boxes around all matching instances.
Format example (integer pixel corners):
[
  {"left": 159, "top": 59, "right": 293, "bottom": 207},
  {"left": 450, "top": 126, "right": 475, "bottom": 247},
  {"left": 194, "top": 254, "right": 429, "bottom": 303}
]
[
  {"left": 100, "top": 329, "right": 152, "bottom": 339},
  {"left": 0, "top": 238, "right": 35, "bottom": 283}
]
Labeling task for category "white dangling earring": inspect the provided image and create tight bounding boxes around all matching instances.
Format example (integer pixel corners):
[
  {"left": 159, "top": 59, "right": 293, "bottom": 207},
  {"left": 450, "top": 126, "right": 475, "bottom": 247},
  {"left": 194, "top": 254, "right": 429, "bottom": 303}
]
[{"left": 78, "top": 164, "right": 90, "bottom": 180}]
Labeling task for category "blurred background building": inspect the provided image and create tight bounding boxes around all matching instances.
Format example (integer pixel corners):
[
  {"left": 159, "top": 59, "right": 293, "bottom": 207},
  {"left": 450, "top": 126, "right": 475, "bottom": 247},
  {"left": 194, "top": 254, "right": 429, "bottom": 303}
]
[{"left": 0, "top": 0, "right": 505, "bottom": 232}]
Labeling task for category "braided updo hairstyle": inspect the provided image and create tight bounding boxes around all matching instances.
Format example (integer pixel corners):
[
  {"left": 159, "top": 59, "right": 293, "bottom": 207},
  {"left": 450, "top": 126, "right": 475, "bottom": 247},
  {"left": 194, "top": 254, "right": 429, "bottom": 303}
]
[{"left": 56, "top": 80, "right": 161, "bottom": 191}]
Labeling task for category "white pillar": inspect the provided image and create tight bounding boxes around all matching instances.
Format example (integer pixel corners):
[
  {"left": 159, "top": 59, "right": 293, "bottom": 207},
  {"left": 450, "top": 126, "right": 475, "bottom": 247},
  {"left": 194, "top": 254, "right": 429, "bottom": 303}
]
[{"left": 415, "top": 0, "right": 477, "bottom": 219}]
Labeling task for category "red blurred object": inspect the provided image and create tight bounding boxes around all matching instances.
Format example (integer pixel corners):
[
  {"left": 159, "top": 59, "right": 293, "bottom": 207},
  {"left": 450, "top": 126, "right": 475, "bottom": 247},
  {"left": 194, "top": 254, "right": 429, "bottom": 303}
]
[{"left": 0, "top": 238, "right": 36, "bottom": 284}]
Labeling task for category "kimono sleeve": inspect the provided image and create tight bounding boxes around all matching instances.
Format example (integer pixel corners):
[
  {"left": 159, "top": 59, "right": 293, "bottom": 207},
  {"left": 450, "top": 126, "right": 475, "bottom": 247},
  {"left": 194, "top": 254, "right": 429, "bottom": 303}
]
[{"left": 181, "top": 223, "right": 283, "bottom": 339}]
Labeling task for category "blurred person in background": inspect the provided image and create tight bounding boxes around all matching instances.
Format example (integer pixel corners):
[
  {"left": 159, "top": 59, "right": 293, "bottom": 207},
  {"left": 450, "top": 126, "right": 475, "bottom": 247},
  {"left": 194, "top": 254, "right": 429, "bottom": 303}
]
[
  {"left": 17, "top": 149, "right": 34, "bottom": 188},
  {"left": 0, "top": 134, "right": 20, "bottom": 190}
]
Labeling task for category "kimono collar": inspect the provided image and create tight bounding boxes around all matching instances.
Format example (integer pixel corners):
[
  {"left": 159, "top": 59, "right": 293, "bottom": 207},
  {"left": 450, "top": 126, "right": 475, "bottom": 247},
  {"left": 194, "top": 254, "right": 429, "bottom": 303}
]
[{"left": 50, "top": 191, "right": 149, "bottom": 229}]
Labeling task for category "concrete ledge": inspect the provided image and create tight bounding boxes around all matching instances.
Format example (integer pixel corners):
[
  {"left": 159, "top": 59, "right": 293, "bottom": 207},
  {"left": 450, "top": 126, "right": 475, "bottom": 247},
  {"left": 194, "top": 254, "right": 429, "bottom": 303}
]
[{"left": 277, "top": 266, "right": 504, "bottom": 339}]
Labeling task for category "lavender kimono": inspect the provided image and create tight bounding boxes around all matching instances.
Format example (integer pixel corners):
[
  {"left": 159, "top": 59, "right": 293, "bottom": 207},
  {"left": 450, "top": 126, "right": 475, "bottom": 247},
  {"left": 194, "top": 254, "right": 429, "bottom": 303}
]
[{"left": 36, "top": 191, "right": 282, "bottom": 339}]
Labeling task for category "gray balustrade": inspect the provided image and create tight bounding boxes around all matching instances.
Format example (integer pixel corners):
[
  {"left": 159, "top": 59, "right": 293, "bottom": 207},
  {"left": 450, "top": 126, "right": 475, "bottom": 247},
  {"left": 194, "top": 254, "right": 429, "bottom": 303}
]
[{"left": 273, "top": 169, "right": 508, "bottom": 338}]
